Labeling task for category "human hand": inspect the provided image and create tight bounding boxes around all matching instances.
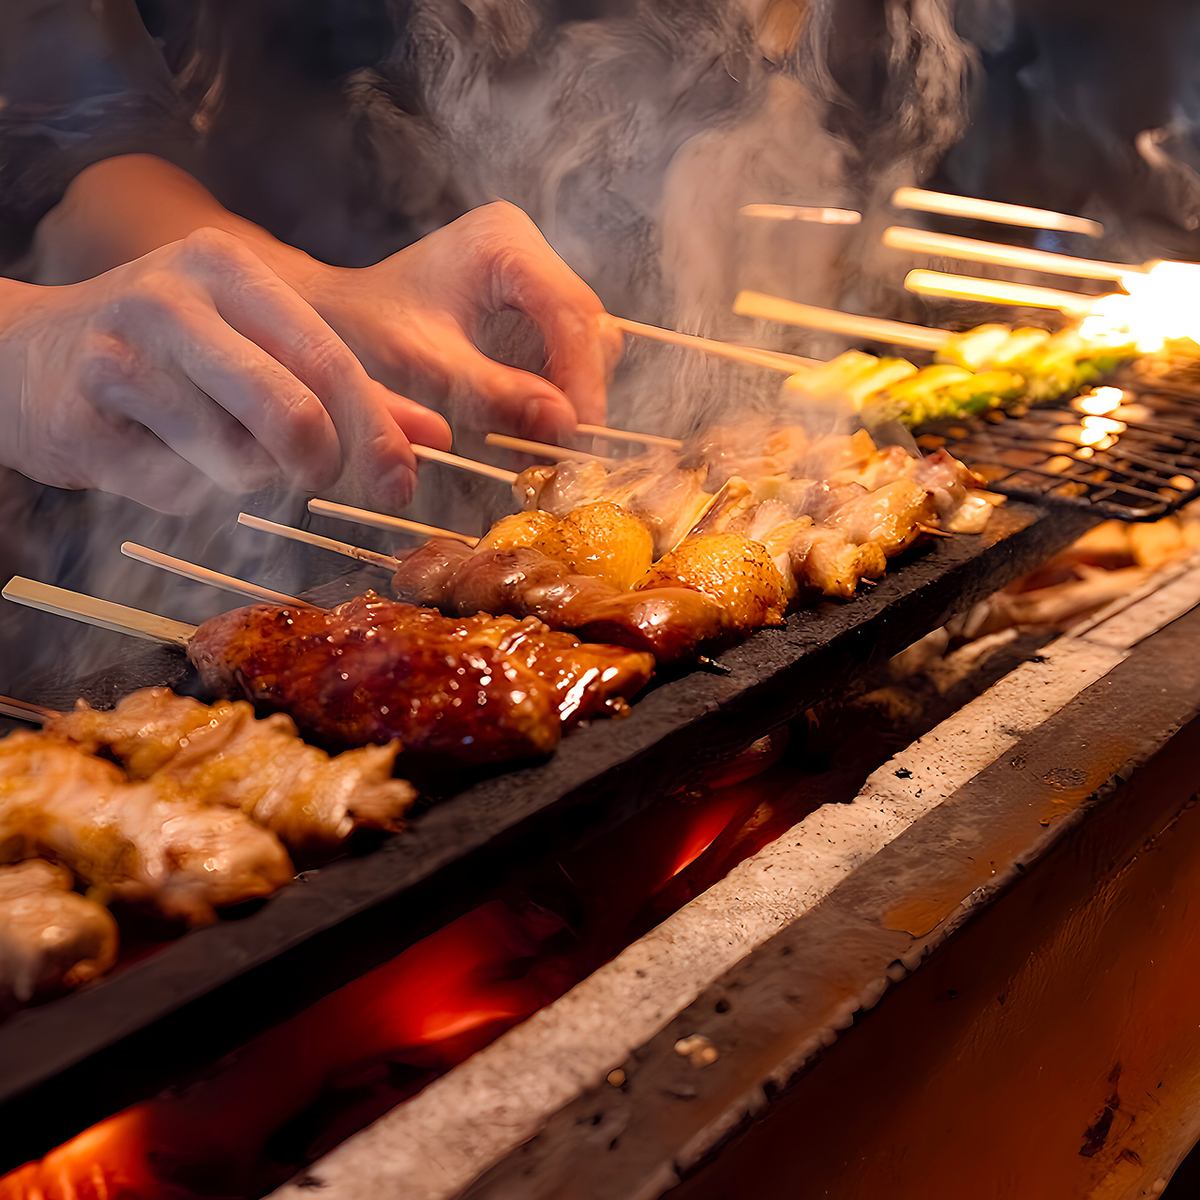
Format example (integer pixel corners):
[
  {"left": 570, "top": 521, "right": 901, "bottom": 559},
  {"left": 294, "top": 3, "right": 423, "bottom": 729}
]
[
  {"left": 296, "top": 202, "right": 623, "bottom": 439},
  {"left": 0, "top": 229, "right": 451, "bottom": 514}
]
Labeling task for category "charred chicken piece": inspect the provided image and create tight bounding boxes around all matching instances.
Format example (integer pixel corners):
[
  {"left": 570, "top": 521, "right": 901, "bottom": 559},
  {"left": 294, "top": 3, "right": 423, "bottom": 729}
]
[
  {"left": 49, "top": 688, "right": 416, "bottom": 857},
  {"left": 0, "top": 861, "right": 118, "bottom": 1009},
  {"left": 392, "top": 540, "right": 730, "bottom": 664},
  {"left": 636, "top": 533, "right": 789, "bottom": 629},
  {"left": 0, "top": 734, "right": 293, "bottom": 925}
]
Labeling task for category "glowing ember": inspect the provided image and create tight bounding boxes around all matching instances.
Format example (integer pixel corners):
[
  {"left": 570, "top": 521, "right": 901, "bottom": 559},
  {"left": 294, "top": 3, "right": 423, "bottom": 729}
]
[
  {"left": 1074, "top": 387, "right": 1126, "bottom": 417},
  {"left": 1080, "top": 261, "right": 1200, "bottom": 354}
]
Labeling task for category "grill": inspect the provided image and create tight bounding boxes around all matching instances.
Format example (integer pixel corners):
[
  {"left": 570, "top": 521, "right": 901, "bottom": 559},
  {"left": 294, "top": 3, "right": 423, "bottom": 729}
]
[
  {"left": 0, "top": 500, "right": 1090, "bottom": 1171},
  {"left": 916, "top": 362, "right": 1200, "bottom": 522}
]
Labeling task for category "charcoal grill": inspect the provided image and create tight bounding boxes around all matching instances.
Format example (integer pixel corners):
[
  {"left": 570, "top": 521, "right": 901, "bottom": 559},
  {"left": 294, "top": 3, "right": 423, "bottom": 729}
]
[
  {"left": 917, "top": 358, "right": 1200, "bottom": 521},
  {"left": 0, "top": 500, "right": 1089, "bottom": 1171}
]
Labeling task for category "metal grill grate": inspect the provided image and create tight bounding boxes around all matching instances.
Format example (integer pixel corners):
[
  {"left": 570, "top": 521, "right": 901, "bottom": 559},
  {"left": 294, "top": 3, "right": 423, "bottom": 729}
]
[{"left": 915, "top": 360, "right": 1200, "bottom": 522}]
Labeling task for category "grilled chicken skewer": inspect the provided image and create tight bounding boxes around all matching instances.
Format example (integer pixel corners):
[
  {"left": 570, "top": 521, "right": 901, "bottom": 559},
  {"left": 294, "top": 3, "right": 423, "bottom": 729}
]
[
  {"left": 0, "top": 732, "right": 293, "bottom": 925},
  {"left": 3, "top": 576, "right": 654, "bottom": 770},
  {"left": 0, "top": 861, "right": 118, "bottom": 1009},
  {"left": 45, "top": 689, "right": 416, "bottom": 857}
]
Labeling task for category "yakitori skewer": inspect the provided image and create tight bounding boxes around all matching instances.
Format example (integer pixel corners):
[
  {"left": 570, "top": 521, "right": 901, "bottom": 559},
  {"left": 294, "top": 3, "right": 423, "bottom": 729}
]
[
  {"left": 484, "top": 434, "right": 603, "bottom": 463},
  {"left": 308, "top": 498, "right": 480, "bottom": 545},
  {"left": 609, "top": 315, "right": 815, "bottom": 374},
  {"left": 3, "top": 576, "right": 655, "bottom": 765},
  {"left": 903, "top": 269, "right": 1106, "bottom": 317},
  {"left": 734, "top": 289, "right": 951, "bottom": 351},
  {"left": 891, "top": 187, "right": 1104, "bottom": 239},
  {"left": 412, "top": 444, "right": 517, "bottom": 484},
  {"left": 739, "top": 203, "right": 862, "bottom": 226},
  {"left": 121, "top": 542, "right": 305, "bottom": 607},
  {"left": 883, "top": 227, "right": 1140, "bottom": 283}
]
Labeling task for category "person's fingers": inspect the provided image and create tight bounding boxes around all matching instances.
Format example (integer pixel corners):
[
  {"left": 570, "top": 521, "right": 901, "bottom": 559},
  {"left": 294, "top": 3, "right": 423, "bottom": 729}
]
[
  {"left": 380, "top": 390, "right": 454, "bottom": 451},
  {"left": 179, "top": 230, "right": 420, "bottom": 506},
  {"left": 364, "top": 313, "right": 574, "bottom": 440},
  {"left": 88, "top": 423, "right": 219, "bottom": 516},
  {"left": 84, "top": 331, "right": 283, "bottom": 495},
  {"left": 444, "top": 350, "right": 579, "bottom": 439},
  {"left": 464, "top": 203, "right": 619, "bottom": 425}
]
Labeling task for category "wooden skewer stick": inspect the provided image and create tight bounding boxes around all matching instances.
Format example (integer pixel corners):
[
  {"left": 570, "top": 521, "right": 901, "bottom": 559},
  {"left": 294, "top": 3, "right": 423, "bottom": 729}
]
[
  {"left": 734, "top": 290, "right": 951, "bottom": 352},
  {"left": 2, "top": 577, "right": 196, "bottom": 648},
  {"left": 239, "top": 514, "right": 401, "bottom": 574},
  {"left": 122, "top": 543, "right": 307, "bottom": 608},
  {"left": 484, "top": 434, "right": 604, "bottom": 464},
  {"left": 0, "top": 693, "right": 55, "bottom": 725},
  {"left": 238, "top": 514, "right": 401, "bottom": 571},
  {"left": 739, "top": 203, "right": 862, "bottom": 226},
  {"left": 891, "top": 187, "right": 1104, "bottom": 239},
  {"left": 903, "top": 269, "right": 1105, "bottom": 317},
  {"left": 883, "top": 226, "right": 1140, "bottom": 283},
  {"left": 609, "top": 315, "right": 816, "bottom": 374},
  {"left": 574, "top": 423, "right": 684, "bottom": 450},
  {"left": 412, "top": 444, "right": 517, "bottom": 485},
  {"left": 308, "top": 499, "right": 480, "bottom": 546}
]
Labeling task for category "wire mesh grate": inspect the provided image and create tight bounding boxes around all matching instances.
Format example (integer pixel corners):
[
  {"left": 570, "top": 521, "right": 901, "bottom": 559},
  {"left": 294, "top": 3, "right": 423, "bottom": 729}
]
[{"left": 914, "top": 358, "right": 1200, "bottom": 522}]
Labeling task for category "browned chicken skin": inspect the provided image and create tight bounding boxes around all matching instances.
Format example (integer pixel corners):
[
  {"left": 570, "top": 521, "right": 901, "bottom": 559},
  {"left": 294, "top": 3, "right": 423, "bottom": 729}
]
[
  {"left": 188, "top": 593, "right": 653, "bottom": 768},
  {"left": 0, "top": 734, "right": 293, "bottom": 924},
  {"left": 49, "top": 688, "right": 417, "bottom": 857},
  {"left": 637, "top": 533, "right": 790, "bottom": 629},
  {"left": 392, "top": 540, "right": 731, "bottom": 664},
  {"left": 0, "top": 861, "right": 118, "bottom": 1008}
]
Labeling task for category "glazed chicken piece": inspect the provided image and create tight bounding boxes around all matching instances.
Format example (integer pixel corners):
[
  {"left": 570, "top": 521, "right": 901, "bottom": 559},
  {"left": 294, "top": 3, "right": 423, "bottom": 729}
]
[
  {"left": 637, "top": 533, "right": 789, "bottom": 629},
  {"left": 0, "top": 734, "right": 293, "bottom": 925},
  {"left": 392, "top": 540, "right": 730, "bottom": 664},
  {"left": 188, "top": 594, "right": 654, "bottom": 767},
  {"left": 189, "top": 596, "right": 560, "bottom": 766},
  {"left": 513, "top": 458, "right": 714, "bottom": 556},
  {"left": 482, "top": 503, "right": 654, "bottom": 590},
  {"left": 49, "top": 689, "right": 416, "bottom": 857},
  {"left": 0, "top": 861, "right": 118, "bottom": 1009},
  {"left": 343, "top": 595, "right": 654, "bottom": 726}
]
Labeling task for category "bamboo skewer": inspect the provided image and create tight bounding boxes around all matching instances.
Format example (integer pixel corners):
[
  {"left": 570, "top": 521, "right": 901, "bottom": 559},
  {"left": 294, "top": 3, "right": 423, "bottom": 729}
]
[
  {"left": 891, "top": 187, "right": 1104, "bottom": 239},
  {"left": 412, "top": 445, "right": 517, "bottom": 485},
  {"left": 121, "top": 543, "right": 306, "bottom": 608},
  {"left": 609, "top": 315, "right": 815, "bottom": 374},
  {"left": 309, "top": 499, "right": 480, "bottom": 546},
  {"left": 238, "top": 514, "right": 401, "bottom": 571},
  {"left": 574, "top": 424, "right": 684, "bottom": 450},
  {"left": 903, "top": 269, "right": 1105, "bottom": 316},
  {"left": 240, "top": 515, "right": 402, "bottom": 575},
  {"left": 883, "top": 227, "right": 1139, "bottom": 283},
  {"left": 484, "top": 434, "right": 603, "bottom": 464},
  {"left": 734, "top": 290, "right": 951, "bottom": 351},
  {"left": 2, "top": 577, "right": 196, "bottom": 648},
  {"left": 739, "top": 203, "right": 862, "bottom": 226},
  {"left": 0, "top": 694, "right": 54, "bottom": 725},
  {"left": 486, "top": 433, "right": 607, "bottom": 463}
]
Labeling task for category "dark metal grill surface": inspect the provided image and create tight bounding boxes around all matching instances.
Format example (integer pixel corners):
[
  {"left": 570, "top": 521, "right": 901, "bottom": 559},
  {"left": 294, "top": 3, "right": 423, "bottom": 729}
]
[{"left": 917, "top": 358, "right": 1200, "bottom": 522}]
